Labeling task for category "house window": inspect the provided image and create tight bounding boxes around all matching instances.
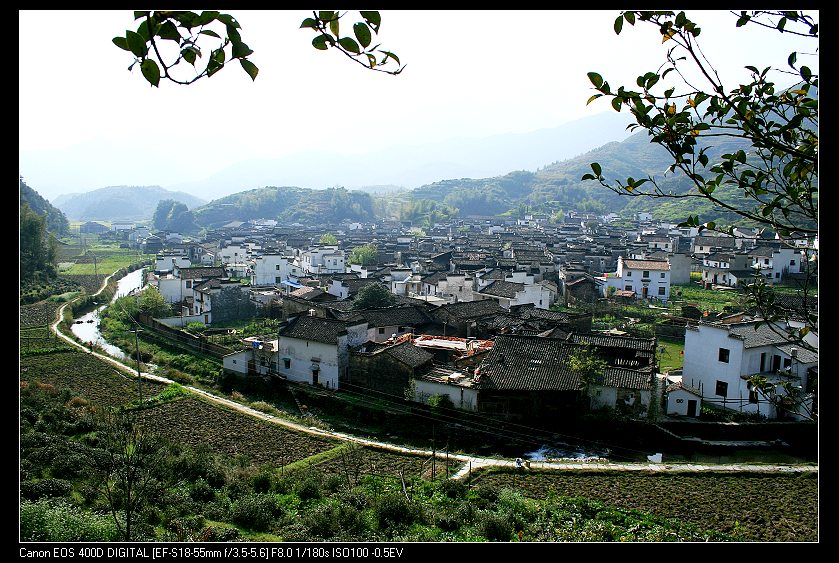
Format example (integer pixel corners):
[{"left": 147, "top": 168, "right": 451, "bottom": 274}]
[
  {"left": 276, "top": 265, "right": 281, "bottom": 270},
  {"left": 790, "top": 259, "right": 796, "bottom": 266},
  {"left": 283, "top": 358, "right": 291, "bottom": 369},
  {"left": 715, "top": 380, "right": 728, "bottom": 397},
  {"left": 624, "top": 285, "right": 632, "bottom": 291},
  {"left": 660, "top": 272, "right": 665, "bottom": 278},
  {"left": 775, "top": 272, "right": 780, "bottom": 278},
  {"left": 186, "top": 281, "right": 192, "bottom": 288},
  {"left": 658, "top": 287, "right": 666, "bottom": 296},
  {"left": 764, "top": 258, "right": 770, "bottom": 265},
  {"left": 626, "top": 271, "right": 632, "bottom": 277},
  {"left": 378, "top": 327, "right": 385, "bottom": 335},
  {"left": 643, "top": 271, "right": 649, "bottom": 278},
  {"left": 718, "top": 348, "right": 730, "bottom": 363},
  {"left": 783, "top": 357, "right": 792, "bottom": 369},
  {"left": 275, "top": 276, "right": 281, "bottom": 283}
]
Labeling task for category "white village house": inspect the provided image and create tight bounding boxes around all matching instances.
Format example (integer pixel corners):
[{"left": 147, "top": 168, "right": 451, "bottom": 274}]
[
  {"left": 599, "top": 257, "right": 671, "bottom": 303},
  {"left": 682, "top": 320, "right": 817, "bottom": 420}
]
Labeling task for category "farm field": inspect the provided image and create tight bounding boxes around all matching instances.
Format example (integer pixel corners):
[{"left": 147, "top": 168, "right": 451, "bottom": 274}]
[
  {"left": 19, "top": 349, "right": 165, "bottom": 407},
  {"left": 135, "top": 396, "right": 340, "bottom": 467},
  {"left": 472, "top": 469, "right": 818, "bottom": 542},
  {"left": 310, "top": 445, "right": 463, "bottom": 482}
]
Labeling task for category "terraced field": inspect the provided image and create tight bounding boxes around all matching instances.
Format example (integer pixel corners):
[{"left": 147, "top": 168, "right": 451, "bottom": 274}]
[
  {"left": 310, "top": 445, "right": 463, "bottom": 481},
  {"left": 472, "top": 469, "right": 818, "bottom": 542},
  {"left": 19, "top": 349, "right": 165, "bottom": 407},
  {"left": 135, "top": 397, "right": 340, "bottom": 466}
]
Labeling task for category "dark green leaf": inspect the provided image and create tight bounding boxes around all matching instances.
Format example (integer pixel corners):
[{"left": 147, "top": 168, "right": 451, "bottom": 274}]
[
  {"left": 800, "top": 66, "right": 812, "bottom": 81},
  {"left": 140, "top": 59, "right": 160, "bottom": 87},
  {"left": 338, "top": 37, "right": 360, "bottom": 54},
  {"left": 216, "top": 14, "right": 239, "bottom": 28},
  {"left": 360, "top": 11, "right": 381, "bottom": 32},
  {"left": 182, "top": 46, "right": 197, "bottom": 65},
  {"left": 380, "top": 50, "right": 400, "bottom": 65},
  {"left": 614, "top": 15, "right": 623, "bottom": 34},
  {"left": 675, "top": 11, "right": 686, "bottom": 27},
  {"left": 777, "top": 17, "right": 786, "bottom": 31},
  {"left": 611, "top": 97, "right": 622, "bottom": 111},
  {"left": 581, "top": 174, "right": 596, "bottom": 181},
  {"left": 312, "top": 34, "right": 332, "bottom": 50},
  {"left": 590, "top": 162, "right": 602, "bottom": 176},
  {"left": 126, "top": 30, "right": 147, "bottom": 58},
  {"left": 207, "top": 58, "right": 223, "bottom": 77},
  {"left": 112, "top": 36, "right": 130, "bottom": 52},
  {"left": 300, "top": 17, "right": 318, "bottom": 29},
  {"left": 319, "top": 11, "right": 337, "bottom": 22},
  {"left": 354, "top": 22, "right": 372, "bottom": 48},
  {"left": 134, "top": 11, "right": 149, "bottom": 19},
  {"left": 239, "top": 58, "right": 258, "bottom": 81},
  {"left": 231, "top": 41, "right": 253, "bottom": 59},
  {"left": 197, "top": 11, "right": 219, "bottom": 26},
  {"left": 587, "top": 72, "right": 604, "bottom": 89},
  {"left": 329, "top": 18, "right": 339, "bottom": 37},
  {"left": 199, "top": 29, "right": 221, "bottom": 38},
  {"left": 624, "top": 11, "right": 635, "bottom": 25},
  {"left": 586, "top": 94, "right": 602, "bottom": 106},
  {"left": 136, "top": 19, "right": 156, "bottom": 42},
  {"left": 158, "top": 21, "right": 181, "bottom": 41},
  {"left": 736, "top": 13, "right": 750, "bottom": 27}
]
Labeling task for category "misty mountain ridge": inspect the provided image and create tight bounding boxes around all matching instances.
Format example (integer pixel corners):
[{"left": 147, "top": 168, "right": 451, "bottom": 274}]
[
  {"left": 165, "top": 111, "right": 636, "bottom": 200},
  {"left": 54, "top": 185, "right": 207, "bottom": 222}
]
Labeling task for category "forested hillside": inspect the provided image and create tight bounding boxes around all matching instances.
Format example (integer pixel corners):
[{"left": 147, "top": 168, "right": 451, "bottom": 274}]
[{"left": 20, "top": 179, "right": 69, "bottom": 235}]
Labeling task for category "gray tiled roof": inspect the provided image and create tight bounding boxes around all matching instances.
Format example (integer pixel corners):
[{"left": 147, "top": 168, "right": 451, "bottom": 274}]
[
  {"left": 479, "top": 280, "right": 524, "bottom": 299},
  {"left": 476, "top": 334, "right": 650, "bottom": 392},
  {"left": 384, "top": 341, "right": 435, "bottom": 367},
  {"left": 351, "top": 306, "right": 431, "bottom": 328},
  {"left": 569, "top": 333, "right": 656, "bottom": 353},
  {"left": 179, "top": 267, "right": 225, "bottom": 280},
  {"left": 725, "top": 321, "right": 809, "bottom": 349},
  {"left": 279, "top": 315, "right": 353, "bottom": 344},
  {"left": 434, "top": 300, "right": 506, "bottom": 321},
  {"left": 476, "top": 335, "right": 581, "bottom": 391}
]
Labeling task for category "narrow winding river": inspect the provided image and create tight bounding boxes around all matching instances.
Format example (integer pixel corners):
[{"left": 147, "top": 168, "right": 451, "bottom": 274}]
[{"left": 69, "top": 268, "right": 146, "bottom": 360}]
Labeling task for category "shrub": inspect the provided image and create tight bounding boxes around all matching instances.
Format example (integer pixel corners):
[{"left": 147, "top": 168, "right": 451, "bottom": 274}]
[
  {"left": 477, "top": 510, "right": 514, "bottom": 541},
  {"left": 373, "top": 493, "right": 423, "bottom": 531},
  {"left": 230, "top": 493, "right": 281, "bottom": 532},
  {"left": 294, "top": 476, "right": 323, "bottom": 503},
  {"left": 189, "top": 478, "right": 216, "bottom": 503},
  {"left": 20, "top": 478, "right": 73, "bottom": 501},
  {"left": 440, "top": 479, "right": 467, "bottom": 499},
  {"left": 303, "top": 502, "right": 341, "bottom": 539},
  {"left": 20, "top": 499, "right": 121, "bottom": 542}
]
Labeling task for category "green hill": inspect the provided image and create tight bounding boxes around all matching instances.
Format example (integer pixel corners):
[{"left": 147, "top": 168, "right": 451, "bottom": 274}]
[
  {"left": 192, "top": 186, "right": 375, "bottom": 229},
  {"left": 19, "top": 179, "right": 69, "bottom": 235}
]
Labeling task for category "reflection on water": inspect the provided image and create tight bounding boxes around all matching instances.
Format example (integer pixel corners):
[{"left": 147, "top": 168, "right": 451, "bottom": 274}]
[
  {"left": 69, "top": 268, "right": 146, "bottom": 362},
  {"left": 524, "top": 444, "right": 610, "bottom": 461}
]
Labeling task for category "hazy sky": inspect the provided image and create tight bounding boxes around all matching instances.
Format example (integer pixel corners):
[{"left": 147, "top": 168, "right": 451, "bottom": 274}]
[{"left": 19, "top": 10, "right": 818, "bottom": 200}]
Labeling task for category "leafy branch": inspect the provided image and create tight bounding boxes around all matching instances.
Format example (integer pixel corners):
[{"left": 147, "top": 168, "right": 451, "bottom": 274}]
[{"left": 300, "top": 11, "right": 405, "bottom": 75}]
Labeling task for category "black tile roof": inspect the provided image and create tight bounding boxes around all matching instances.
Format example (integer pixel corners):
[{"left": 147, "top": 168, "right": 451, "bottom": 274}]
[
  {"left": 350, "top": 306, "right": 432, "bottom": 328},
  {"left": 479, "top": 280, "right": 524, "bottom": 299},
  {"left": 279, "top": 315, "right": 357, "bottom": 344},
  {"left": 433, "top": 299, "right": 506, "bottom": 321},
  {"left": 384, "top": 341, "right": 435, "bottom": 368}
]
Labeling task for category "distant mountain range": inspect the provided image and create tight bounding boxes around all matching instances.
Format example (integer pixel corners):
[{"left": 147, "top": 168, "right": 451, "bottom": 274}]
[
  {"left": 53, "top": 186, "right": 206, "bottom": 222},
  {"left": 22, "top": 107, "right": 769, "bottom": 228},
  {"left": 166, "top": 111, "right": 635, "bottom": 201}
]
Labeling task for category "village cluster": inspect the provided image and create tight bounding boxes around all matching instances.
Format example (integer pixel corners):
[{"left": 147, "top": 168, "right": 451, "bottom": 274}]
[{"left": 84, "top": 209, "right": 817, "bottom": 423}]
